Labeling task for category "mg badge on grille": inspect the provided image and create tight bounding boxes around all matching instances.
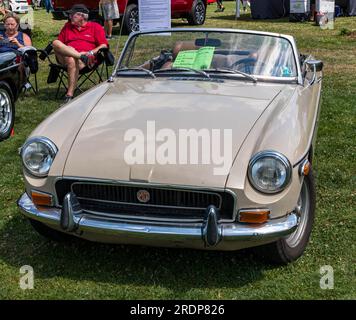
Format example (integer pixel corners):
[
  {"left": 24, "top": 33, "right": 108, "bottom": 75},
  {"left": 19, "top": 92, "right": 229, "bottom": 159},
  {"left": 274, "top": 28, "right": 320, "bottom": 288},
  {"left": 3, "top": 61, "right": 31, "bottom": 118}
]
[{"left": 137, "top": 190, "right": 150, "bottom": 203}]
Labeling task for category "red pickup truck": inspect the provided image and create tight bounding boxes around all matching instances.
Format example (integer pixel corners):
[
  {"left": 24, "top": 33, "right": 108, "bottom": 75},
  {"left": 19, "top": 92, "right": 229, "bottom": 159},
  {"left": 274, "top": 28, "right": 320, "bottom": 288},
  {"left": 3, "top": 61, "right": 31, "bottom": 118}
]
[{"left": 51, "top": 0, "right": 215, "bottom": 34}]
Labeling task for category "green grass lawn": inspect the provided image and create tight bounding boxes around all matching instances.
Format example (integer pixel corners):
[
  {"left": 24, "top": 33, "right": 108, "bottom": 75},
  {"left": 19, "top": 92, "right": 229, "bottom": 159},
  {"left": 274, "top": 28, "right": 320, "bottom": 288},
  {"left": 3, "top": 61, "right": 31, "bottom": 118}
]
[{"left": 0, "top": 4, "right": 355, "bottom": 299}]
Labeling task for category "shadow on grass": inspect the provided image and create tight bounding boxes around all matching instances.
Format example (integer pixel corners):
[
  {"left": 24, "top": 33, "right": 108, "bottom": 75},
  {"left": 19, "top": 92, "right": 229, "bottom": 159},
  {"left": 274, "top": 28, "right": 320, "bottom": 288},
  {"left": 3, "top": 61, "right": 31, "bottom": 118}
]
[
  {"left": 0, "top": 215, "right": 280, "bottom": 294},
  {"left": 20, "top": 87, "right": 63, "bottom": 103},
  {"left": 20, "top": 85, "right": 97, "bottom": 103}
]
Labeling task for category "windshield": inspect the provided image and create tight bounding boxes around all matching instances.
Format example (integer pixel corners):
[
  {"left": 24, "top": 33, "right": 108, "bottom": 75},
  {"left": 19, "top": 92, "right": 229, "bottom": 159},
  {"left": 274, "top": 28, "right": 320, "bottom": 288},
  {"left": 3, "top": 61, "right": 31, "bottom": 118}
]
[{"left": 118, "top": 30, "right": 297, "bottom": 79}]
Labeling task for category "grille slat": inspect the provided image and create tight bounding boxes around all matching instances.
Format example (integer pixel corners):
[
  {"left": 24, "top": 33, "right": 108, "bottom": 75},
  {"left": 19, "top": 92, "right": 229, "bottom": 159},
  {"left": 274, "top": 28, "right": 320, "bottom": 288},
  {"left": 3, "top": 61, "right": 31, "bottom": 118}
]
[{"left": 55, "top": 180, "right": 235, "bottom": 221}]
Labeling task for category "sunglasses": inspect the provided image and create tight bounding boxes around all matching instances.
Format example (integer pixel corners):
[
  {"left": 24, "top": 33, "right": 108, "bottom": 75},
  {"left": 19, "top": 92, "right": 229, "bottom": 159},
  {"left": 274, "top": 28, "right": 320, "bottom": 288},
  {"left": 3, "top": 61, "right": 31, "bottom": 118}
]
[{"left": 72, "top": 12, "right": 88, "bottom": 17}]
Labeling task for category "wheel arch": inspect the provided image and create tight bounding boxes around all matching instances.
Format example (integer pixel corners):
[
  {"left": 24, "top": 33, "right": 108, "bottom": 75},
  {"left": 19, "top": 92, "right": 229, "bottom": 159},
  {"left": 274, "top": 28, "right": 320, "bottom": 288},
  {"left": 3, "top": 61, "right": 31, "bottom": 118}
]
[
  {"left": 0, "top": 79, "right": 16, "bottom": 102},
  {"left": 126, "top": 0, "right": 138, "bottom": 6}
]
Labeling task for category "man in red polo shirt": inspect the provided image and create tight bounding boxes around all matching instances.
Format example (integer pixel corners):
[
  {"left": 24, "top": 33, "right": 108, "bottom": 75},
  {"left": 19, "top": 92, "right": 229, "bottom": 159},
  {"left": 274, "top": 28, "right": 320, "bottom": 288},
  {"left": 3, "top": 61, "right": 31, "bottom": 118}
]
[{"left": 52, "top": 4, "right": 108, "bottom": 103}]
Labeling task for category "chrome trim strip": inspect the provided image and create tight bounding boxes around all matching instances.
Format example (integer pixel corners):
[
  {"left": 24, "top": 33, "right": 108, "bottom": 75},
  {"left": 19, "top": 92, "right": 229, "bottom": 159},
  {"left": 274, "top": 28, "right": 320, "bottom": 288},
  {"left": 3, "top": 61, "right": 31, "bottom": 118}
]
[
  {"left": 76, "top": 197, "right": 213, "bottom": 211},
  {"left": 0, "top": 63, "right": 22, "bottom": 74},
  {"left": 81, "top": 209, "right": 206, "bottom": 224},
  {"left": 18, "top": 192, "right": 298, "bottom": 246}
]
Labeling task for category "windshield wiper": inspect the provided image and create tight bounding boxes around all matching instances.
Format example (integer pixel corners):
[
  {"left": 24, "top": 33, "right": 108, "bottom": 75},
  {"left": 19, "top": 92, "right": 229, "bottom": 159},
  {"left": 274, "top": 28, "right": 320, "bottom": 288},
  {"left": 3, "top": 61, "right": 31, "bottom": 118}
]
[
  {"left": 116, "top": 67, "right": 156, "bottom": 78},
  {"left": 154, "top": 67, "right": 210, "bottom": 79},
  {"left": 203, "top": 68, "right": 257, "bottom": 83}
]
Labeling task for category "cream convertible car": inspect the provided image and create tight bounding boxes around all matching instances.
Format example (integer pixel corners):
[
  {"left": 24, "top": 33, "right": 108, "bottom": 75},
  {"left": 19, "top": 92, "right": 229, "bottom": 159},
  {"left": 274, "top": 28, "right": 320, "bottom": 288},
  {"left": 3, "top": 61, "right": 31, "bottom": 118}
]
[{"left": 18, "top": 29, "right": 323, "bottom": 264}]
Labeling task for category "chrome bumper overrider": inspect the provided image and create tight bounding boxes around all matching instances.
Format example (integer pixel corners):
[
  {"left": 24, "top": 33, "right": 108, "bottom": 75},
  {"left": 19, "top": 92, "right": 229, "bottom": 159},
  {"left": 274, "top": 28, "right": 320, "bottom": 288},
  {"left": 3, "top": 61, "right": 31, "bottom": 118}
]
[{"left": 18, "top": 192, "right": 299, "bottom": 250}]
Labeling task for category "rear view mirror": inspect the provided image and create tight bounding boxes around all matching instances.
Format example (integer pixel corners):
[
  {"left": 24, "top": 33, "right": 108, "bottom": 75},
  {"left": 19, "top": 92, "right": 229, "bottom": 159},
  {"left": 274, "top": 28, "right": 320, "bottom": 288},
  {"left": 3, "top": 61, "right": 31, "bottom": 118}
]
[{"left": 195, "top": 38, "right": 222, "bottom": 47}]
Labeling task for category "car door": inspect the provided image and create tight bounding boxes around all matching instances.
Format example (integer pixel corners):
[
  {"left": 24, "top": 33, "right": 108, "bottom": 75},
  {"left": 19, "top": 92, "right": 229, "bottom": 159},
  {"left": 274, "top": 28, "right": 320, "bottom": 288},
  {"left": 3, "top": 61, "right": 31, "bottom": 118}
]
[{"left": 172, "top": 0, "right": 190, "bottom": 13}]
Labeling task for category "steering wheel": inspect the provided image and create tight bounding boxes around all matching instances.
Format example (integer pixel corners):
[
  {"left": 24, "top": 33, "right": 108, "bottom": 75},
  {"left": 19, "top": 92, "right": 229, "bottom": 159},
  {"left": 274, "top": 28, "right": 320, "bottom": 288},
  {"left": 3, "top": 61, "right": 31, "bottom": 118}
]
[{"left": 229, "top": 57, "right": 266, "bottom": 74}]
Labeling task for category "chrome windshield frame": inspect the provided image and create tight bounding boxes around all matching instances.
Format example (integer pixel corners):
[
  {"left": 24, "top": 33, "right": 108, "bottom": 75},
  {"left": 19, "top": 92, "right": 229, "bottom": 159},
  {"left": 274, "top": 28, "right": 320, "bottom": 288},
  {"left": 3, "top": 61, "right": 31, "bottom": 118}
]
[{"left": 114, "top": 28, "right": 303, "bottom": 85}]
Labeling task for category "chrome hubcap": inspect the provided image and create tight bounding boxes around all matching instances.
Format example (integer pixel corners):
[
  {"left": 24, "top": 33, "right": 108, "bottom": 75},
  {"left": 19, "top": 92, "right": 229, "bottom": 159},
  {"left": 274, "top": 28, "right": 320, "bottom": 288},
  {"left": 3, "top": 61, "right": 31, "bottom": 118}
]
[
  {"left": 0, "top": 89, "right": 11, "bottom": 135},
  {"left": 129, "top": 9, "right": 139, "bottom": 32},
  {"left": 286, "top": 178, "right": 310, "bottom": 248},
  {"left": 195, "top": 3, "right": 205, "bottom": 24}
]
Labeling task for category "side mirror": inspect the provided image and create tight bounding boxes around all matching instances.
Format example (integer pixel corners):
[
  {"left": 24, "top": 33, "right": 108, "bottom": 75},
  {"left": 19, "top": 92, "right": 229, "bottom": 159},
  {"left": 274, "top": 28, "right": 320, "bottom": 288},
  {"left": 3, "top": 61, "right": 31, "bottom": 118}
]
[
  {"left": 305, "top": 60, "right": 323, "bottom": 86},
  {"left": 306, "top": 60, "right": 323, "bottom": 72}
]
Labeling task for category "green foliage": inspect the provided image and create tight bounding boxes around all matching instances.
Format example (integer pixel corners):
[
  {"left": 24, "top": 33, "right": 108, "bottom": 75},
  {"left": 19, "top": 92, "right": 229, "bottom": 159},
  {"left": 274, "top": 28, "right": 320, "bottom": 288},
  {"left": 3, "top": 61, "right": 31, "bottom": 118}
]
[{"left": 339, "top": 27, "right": 352, "bottom": 36}]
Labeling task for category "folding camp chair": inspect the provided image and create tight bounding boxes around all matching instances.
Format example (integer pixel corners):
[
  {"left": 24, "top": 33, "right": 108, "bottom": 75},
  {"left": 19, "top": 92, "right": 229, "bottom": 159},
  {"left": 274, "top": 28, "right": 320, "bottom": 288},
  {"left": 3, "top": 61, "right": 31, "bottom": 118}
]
[
  {"left": 18, "top": 46, "right": 40, "bottom": 95},
  {"left": 38, "top": 42, "right": 115, "bottom": 98}
]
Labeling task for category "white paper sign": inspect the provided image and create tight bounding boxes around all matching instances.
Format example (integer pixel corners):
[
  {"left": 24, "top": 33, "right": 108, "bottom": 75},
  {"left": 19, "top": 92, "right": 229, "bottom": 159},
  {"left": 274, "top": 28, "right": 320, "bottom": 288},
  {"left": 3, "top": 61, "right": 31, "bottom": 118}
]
[
  {"left": 138, "top": 0, "right": 171, "bottom": 32},
  {"left": 316, "top": 0, "right": 335, "bottom": 29},
  {"left": 316, "top": 0, "right": 335, "bottom": 13},
  {"left": 290, "top": 0, "right": 310, "bottom": 13}
]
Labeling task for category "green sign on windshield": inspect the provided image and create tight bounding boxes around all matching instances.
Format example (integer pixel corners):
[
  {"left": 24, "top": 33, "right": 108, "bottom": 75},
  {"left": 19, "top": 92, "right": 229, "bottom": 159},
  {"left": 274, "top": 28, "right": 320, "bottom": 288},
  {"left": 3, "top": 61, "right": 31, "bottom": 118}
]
[{"left": 173, "top": 47, "right": 215, "bottom": 70}]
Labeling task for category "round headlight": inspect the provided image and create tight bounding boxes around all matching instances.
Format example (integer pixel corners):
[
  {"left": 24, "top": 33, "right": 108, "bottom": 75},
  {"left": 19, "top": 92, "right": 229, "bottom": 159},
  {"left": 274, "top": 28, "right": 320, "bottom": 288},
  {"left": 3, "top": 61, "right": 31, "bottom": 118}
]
[
  {"left": 248, "top": 151, "right": 291, "bottom": 194},
  {"left": 21, "top": 137, "right": 58, "bottom": 177}
]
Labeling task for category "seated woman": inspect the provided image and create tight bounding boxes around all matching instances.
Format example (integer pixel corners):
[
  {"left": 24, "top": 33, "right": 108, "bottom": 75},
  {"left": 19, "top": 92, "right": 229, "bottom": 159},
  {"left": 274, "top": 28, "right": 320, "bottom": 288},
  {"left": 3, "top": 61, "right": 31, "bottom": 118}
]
[{"left": 0, "top": 13, "right": 32, "bottom": 53}]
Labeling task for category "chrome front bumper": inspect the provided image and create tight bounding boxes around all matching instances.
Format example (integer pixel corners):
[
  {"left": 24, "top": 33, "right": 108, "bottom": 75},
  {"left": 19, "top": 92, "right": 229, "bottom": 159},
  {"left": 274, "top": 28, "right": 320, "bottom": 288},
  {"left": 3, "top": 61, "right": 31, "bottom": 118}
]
[{"left": 18, "top": 192, "right": 299, "bottom": 251}]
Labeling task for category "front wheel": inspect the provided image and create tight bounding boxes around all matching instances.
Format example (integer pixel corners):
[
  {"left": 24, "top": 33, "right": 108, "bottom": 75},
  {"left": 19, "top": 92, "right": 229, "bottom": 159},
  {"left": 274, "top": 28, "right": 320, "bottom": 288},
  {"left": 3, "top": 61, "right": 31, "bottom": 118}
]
[
  {"left": 122, "top": 4, "right": 139, "bottom": 34},
  {"left": 258, "top": 168, "right": 316, "bottom": 264},
  {"left": 0, "top": 82, "right": 15, "bottom": 142},
  {"left": 187, "top": 0, "right": 206, "bottom": 25}
]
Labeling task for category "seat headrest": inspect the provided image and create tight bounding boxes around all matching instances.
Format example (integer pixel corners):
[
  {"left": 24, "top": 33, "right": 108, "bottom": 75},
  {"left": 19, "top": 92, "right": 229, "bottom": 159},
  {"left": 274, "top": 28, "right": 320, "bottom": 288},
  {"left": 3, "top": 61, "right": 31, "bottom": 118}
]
[{"left": 172, "top": 41, "right": 198, "bottom": 59}]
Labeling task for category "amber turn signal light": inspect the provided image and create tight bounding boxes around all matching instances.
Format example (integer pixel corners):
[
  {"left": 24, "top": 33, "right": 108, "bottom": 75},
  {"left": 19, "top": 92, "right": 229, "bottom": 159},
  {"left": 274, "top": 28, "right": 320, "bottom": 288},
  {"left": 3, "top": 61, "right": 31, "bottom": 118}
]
[
  {"left": 238, "top": 209, "right": 270, "bottom": 224},
  {"left": 31, "top": 190, "right": 53, "bottom": 207},
  {"left": 299, "top": 159, "right": 310, "bottom": 176}
]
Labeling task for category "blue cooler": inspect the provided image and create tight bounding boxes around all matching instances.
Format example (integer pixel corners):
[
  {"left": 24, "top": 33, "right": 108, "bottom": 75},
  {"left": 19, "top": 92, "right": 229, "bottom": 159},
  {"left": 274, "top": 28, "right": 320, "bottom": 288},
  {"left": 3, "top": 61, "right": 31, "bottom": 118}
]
[{"left": 334, "top": 5, "right": 343, "bottom": 16}]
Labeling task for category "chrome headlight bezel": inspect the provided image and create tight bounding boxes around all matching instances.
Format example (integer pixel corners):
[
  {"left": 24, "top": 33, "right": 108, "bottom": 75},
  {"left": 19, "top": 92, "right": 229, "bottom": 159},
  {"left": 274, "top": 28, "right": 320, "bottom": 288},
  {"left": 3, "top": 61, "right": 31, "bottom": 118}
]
[
  {"left": 248, "top": 151, "right": 292, "bottom": 194},
  {"left": 21, "top": 137, "right": 58, "bottom": 178}
]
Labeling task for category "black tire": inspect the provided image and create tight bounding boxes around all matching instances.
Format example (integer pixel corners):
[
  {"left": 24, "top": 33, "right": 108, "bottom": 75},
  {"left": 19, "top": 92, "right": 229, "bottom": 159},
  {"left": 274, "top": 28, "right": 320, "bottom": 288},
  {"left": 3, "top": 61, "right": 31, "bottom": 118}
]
[
  {"left": 122, "top": 4, "right": 139, "bottom": 34},
  {"left": 187, "top": 0, "right": 206, "bottom": 25},
  {"left": 0, "top": 82, "right": 15, "bottom": 142},
  {"left": 29, "top": 219, "right": 73, "bottom": 242},
  {"left": 257, "top": 168, "right": 316, "bottom": 265}
]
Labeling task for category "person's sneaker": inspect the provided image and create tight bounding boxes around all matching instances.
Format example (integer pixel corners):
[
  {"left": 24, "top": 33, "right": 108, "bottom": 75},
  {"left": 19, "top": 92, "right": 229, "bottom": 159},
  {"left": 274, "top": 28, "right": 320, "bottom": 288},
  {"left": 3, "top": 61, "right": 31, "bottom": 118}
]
[
  {"left": 106, "top": 35, "right": 113, "bottom": 40},
  {"left": 221, "top": 7, "right": 225, "bottom": 12},
  {"left": 63, "top": 95, "right": 73, "bottom": 105}
]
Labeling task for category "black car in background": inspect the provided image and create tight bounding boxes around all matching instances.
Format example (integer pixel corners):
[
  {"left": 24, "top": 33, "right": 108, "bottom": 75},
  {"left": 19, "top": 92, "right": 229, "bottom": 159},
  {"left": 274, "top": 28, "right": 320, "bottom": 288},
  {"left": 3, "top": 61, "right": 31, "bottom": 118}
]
[
  {"left": 0, "top": 52, "right": 24, "bottom": 141},
  {"left": 0, "top": 48, "right": 33, "bottom": 142},
  {"left": 0, "top": 21, "right": 37, "bottom": 142}
]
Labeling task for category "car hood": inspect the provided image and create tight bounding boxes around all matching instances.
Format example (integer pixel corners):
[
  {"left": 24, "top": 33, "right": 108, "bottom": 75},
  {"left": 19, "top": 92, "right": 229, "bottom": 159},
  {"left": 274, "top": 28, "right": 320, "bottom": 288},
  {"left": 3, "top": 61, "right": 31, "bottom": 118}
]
[{"left": 63, "top": 78, "right": 288, "bottom": 188}]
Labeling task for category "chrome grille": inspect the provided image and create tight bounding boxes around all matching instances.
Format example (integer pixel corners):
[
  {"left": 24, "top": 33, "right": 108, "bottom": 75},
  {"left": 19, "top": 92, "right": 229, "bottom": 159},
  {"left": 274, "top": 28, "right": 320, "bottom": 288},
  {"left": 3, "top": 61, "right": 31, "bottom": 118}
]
[
  {"left": 55, "top": 180, "right": 235, "bottom": 221},
  {"left": 71, "top": 182, "right": 221, "bottom": 209}
]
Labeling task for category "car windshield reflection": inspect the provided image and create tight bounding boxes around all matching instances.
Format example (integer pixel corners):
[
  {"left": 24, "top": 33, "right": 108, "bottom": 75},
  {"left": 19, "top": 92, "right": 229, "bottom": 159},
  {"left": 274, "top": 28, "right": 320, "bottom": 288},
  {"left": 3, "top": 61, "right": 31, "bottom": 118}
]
[{"left": 118, "top": 30, "right": 298, "bottom": 79}]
